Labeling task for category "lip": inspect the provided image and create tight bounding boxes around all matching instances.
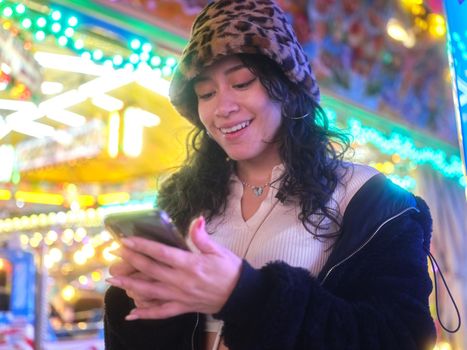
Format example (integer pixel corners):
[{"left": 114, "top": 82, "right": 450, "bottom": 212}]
[
  {"left": 218, "top": 119, "right": 253, "bottom": 139},
  {"left": 217, "top": 119, "right": 252, "bottom": 132}
]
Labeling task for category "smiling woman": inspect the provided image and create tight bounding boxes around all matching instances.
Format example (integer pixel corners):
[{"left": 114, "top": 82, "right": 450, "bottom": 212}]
[
  {"left": 104, "top": 0, "right": 437, "bottom": 349},
  {"left": 194, "top": 56, "right": 282, "bottom": 164}
]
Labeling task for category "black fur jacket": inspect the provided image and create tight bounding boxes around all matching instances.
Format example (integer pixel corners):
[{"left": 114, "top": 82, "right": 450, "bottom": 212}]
[{"left": 104, "top": 174, "right": 436, "bottom": 350}]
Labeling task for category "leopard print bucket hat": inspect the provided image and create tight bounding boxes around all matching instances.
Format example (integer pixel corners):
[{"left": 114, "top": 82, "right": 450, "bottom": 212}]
[{"left": 169, "top": 0, "right": 320, "bottom": 122}]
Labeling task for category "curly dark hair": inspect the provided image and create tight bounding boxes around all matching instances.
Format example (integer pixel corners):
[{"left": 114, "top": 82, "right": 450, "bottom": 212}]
[{"left": 158, "top": 54, "right": 350, "bottom": 238}]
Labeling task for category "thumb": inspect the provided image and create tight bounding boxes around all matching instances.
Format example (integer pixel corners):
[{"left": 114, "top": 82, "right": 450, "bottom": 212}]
[{"left": 189, "top": 216, "right": 218, "bottom": 254}]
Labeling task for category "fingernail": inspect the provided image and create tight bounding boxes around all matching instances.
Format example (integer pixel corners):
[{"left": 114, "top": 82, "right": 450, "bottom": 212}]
[
  {"left": 121, "top": 238, "right": 135, "bottom": 248},
  {"left": 106, "top": 277, "right": 122, "bottom": 287}
]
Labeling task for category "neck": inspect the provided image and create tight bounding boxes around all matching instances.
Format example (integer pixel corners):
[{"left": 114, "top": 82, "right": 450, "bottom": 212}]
[{"left": 236, "top": 156, "right": 282, "bottom": 185}]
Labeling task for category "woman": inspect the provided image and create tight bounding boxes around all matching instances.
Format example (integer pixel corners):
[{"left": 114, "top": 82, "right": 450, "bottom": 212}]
[{"left": 104, "top": 0, "right": 436, "bottom": 349}]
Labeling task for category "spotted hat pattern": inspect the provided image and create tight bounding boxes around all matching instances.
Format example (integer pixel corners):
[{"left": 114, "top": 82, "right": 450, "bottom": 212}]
[{"left": 169, "top": 0, "right": 320, "bottom": 122}]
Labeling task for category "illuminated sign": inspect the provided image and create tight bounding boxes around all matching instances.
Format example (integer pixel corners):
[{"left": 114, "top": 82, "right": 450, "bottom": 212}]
[
  {"left": 444, "top": 0, "right": 467, "bottom": 178},
  {"left": 15, "top": 120, "right": 105, "bottom": 171}
]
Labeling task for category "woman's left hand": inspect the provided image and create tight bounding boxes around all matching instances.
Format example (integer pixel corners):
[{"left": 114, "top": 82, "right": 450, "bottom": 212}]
[{"left": 106, "top": 216, "right": 242, "bottom": 320}]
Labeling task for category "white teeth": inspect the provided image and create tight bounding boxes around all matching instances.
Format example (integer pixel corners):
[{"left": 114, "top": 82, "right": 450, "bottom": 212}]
[{"left": 220, "top": 120, "right": 251, "bottom": 134}]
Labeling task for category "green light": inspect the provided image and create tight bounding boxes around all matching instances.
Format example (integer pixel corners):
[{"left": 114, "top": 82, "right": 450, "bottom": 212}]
[
  {"left": 74, "top": 39, "right": 84, "bottom": 50},
  {"left": 124, "top": 63, "right": 135, "bottom": 71},
  {"left": 81, "top": 51, "right": 91, "bottom": 60},
  {"left": 165, "top": 57, "right": 177, "bottom": 67},
  {"left": 58, "top": 36, "right": 68, "bottom": 46},
  {"left": 152, "top": 68, "right": 162, "bottom": 78},
  {"left": 103, "top": 60, "right": 114, "bottom": 68},
  {"left": 21, "top": 18, "right": 32, "bottom": 29},
  {"left": 15, "top": 4, "right": 25, "bottom": 14},
  {"left": 452, "top": 32, "right": 461, "bottom": 41},
  {"left": 51, "top": 23, "right": 61, "bottom": 33},
  {"left": 140, "top": 52, "right": 150, "bottom": 61},
  {"left": 34, "top": 31, "right": 45, "bottom": 41},
  {"left": 3, "top": 7, "right": 13, "bottom": 17},
  {"left": 51, "top": 10, "right": 62, "bottom": 21},
  {"left": 36, "top": 17, "right": 47, "bottom": 28},
  {"left": 129, "top": 53, "right": 139, "bottom": 64},
  {"left": 130, "top": 39, "right": 141, "bottom": 50},
  {"left": 346, "top": 118, "right": 464, "bottom": 184},
  {"left": 68, "top": 16, "right": 78, "bottom": 27},
  {"left": 142, "top": 43, "right": 152, "bottom": 52},
  {"left": 387, "top": 174, "right": 416, "bottom": 191},
  {"left": 65, "top": 27, "right": 74, "bottom": 37},
  {"left": 150, "top": 56, "right": 161, "bottom": 66},
  {"left": 113, "top": 55, "right": 123, "bottom": 66},
  {"left": 92, "top": 49, "right": 103, "bottom": 60},
  {"left": 162, "top": 66, "right": 172, "bottom": 76},
  {"left": 459, "top": 42, "right": 466, "bottom": 51}
]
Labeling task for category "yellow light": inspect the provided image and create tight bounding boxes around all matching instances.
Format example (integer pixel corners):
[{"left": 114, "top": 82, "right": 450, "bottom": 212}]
[
  {"left": 102, "top": 242, "right": 120, "bottom": 262},
  {"left": 415, "top": 17, "right": 428, "bottom": 30},
  {"left": 30, "top": 237, "right": 41, "bottom": 248},
  {"left": 97, "top": 192, "right": 130, "bottom": 206},
  {"left": 44, "top": 230, "right": 58, "bottom": 245},
  {"left": 372, "top": 162, "right": 384, "bottom": 172},
  {"left": 82, "top": 244, "right": 95, "bottom": 258},
  {"left": 0, "top": 189, "right": 11, "bottom": 201},
  {"left": 108, "top": 111, "right": 120, "bottom": 158},
  {"left": 15, "top": 191, "right": 64, "bottom": 205},
  {"left": 73, "top": 250, "right": 87, "bottom": 265},
  {"left": 44, "top": 255, "right": 55, "bottom": 269},
  {"left": 77, "top": 195, "right": 95, "bottom": 207},
  {"left": 410, "top": 4, "right": 425, "bottom": 15},
  {"left": 62, "top": 228, "right": 74, "bottom": 244},
  {"left": 399, "top": 0, "right": 423, "bottom": 10},
  {"left": 47, "top": 212, "right": 56, "bottom": 225},
  {"left": 49, "top": 247, "right": 63, "bottom": 262},
  {"left": 78, "top": 275, "right": 89, "bottom": 285},
  {"left": 21, "top": 216, "right": 31, "bottom": 230},
  {"left": 386, "top": 18, "right": 415, "bottom": 48},
  {"left": 122, "top": 107, "right": 160, "bottom": 157},
  {"left": 74, "top": 227, "right": 87, "bottom": 242},
  {"left": 61, "top": 285, "right": 76, "bottom": 302},
  {"left": 0, "top": 259, "right": 4, "bottom": 270},
  {"left": 428, "top": 14, "right": 446, "bottom": 37},
  {"left": 392, "top": 154, "right": 401, "bottom": 164},
  {"left": 101, "top": 230, "right": 112, "bottom": 242},
  {"left": 91, "top": 271, "right": 102, "bottom": 282},
  {"left": 382, "top": 161, "right": 395, "bottom": 174},
  {"left": 434, "top": 341, "right": 452, "bottom": 350},
  {"left": 20, "top": 234, "right": 29, "bottom": 246}
]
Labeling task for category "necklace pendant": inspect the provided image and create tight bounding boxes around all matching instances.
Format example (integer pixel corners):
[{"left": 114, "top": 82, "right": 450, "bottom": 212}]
[{"left": 253, "top": 186, "right": 264, "bottom": 196}]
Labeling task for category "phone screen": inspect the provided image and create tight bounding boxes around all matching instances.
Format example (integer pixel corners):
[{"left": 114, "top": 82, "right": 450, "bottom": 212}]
[{"left": 104, "top": 209, "right": 189, "bottom": 250}]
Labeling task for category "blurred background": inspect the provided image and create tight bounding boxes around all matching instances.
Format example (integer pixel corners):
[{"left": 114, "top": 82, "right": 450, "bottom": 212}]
[{"left": 0, "top": 0, "right": 465, "bottom": 349}]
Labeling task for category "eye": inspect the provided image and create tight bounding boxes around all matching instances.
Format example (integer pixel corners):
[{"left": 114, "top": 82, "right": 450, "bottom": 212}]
[
  {"left": 197, "top": 91, "right": 215, "bottom": 100},
  {"left": 233, "top": 77, "right": 257, "bottom": 89}
]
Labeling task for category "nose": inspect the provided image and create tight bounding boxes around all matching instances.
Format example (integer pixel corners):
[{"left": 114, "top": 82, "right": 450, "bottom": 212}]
[{"left": 214, "top": 92, "right": 239, "bottom": 118}]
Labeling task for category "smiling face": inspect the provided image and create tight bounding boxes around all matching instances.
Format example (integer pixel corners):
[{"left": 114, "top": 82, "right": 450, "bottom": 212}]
[{"left": 193, "top": 56, "right": 283, "bottom": 164}]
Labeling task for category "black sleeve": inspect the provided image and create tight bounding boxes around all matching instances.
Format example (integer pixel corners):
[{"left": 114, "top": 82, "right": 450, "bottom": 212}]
[
  {"left": 104, "top": 286, "right": 202, "bottom": 350},
  {"left": 214, "top": 214, "right": 436, "bottom": 350}
]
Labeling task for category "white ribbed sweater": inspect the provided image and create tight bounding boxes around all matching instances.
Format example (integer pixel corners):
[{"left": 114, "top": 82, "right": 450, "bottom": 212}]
[
  {"left": 202, "top": 163, "right": 379, "bottom": 335},
  {"left": 207, "top": 163, "right": 378, "bottom": 274}
]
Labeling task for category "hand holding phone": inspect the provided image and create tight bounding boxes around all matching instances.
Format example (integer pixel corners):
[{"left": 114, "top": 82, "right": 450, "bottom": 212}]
[{"left": 104, "top": 209, "right": 190, "bottom": 251}]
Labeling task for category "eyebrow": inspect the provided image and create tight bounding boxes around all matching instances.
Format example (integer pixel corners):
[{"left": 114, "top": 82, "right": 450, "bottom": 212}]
[{"left": 194, "top": 64, "right": 248, "bottom": 84}]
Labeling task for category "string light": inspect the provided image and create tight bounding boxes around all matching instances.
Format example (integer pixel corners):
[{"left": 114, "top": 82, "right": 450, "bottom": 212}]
[{"left": 0, "top": 0, "right": 178, "bottom": 76}]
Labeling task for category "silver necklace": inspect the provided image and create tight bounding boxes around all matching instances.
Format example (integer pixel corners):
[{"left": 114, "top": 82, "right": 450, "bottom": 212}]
[{"left": 240, "top": 180, "right": 271, "bottom": 197}]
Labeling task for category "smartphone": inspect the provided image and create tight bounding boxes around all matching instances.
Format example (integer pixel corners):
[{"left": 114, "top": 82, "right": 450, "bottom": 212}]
[{"left": 104, "top": 209, "right": 190, "bottom": 250}]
